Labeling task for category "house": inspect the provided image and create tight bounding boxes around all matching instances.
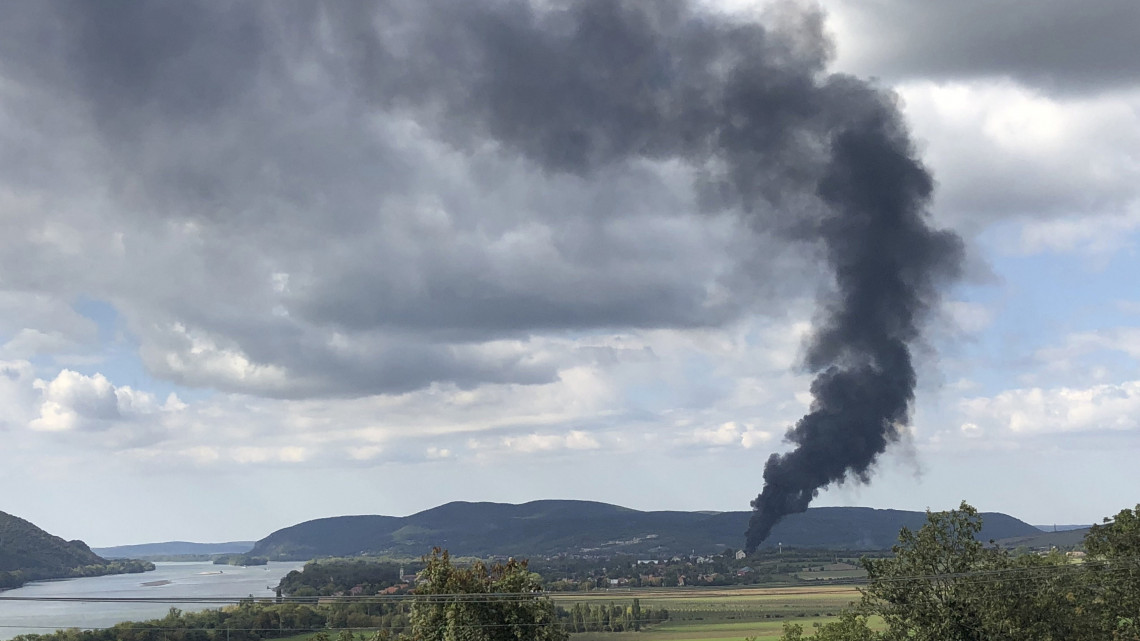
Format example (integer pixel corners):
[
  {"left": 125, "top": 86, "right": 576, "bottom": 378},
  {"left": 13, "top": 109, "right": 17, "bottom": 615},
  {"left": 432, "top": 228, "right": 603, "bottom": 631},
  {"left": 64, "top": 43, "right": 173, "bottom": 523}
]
[
  {"left": 349, "top": 585, "right": 364, "bottom": 596},
  {"left": 735, "top": 550, "right": 747, "bottom": 560}
]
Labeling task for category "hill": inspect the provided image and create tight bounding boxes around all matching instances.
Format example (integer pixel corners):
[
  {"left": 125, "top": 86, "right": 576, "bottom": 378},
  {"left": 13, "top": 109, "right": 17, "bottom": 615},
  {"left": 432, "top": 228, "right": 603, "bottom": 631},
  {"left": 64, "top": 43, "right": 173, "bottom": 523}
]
[
  {"left": 997, "top": 527, "right": 1091, "bottom": 550},
  {"left": 0, "top": 510, "right": 152, "bottom": 589},
  {"left": 249, "top": 500, "right": 1042, "bottom": 560},
  {"left": 93, "top": 541, "right": 255, "bottom": 559}
]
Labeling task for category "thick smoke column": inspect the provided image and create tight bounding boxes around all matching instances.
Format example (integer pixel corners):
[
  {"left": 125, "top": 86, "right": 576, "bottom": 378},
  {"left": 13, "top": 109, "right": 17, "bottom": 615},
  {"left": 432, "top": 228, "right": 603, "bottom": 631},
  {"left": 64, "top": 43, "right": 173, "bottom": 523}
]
[
  {"left": 744, "top": 113, "right": 963, "bottom": 552},
  {"left": 328, "top": 0, "right": 962, "bottom": 549}
]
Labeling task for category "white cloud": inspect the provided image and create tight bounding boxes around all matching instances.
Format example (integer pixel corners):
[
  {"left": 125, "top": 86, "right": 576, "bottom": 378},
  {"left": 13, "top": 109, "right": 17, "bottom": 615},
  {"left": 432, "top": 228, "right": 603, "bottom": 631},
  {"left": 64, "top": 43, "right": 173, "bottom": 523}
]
[
  {"left": 1019, "top": 206, "right": 1140, "bottom": 256},
  {"left": 688, "top": 421, "right": 774, "bottom": 449},
  {"left": 961, "top": 381, "right": 1140, "bottom": 434},
  {"left": 895, "top": 81, "right": 1140, "bottom": 243},
  {"left": 31, "top": 370, "right": 121, "bottom": 431},
  {"left": 941, "top": 301, "right": 994, "bottom": 335},
  {"left": 1033, "top": 328, "right": 1140, "bottom": 378},
  {"left": 229, "top": 446, "right": 310, "bottom": 465},
  {"left": 145, "top": 323, "right": 292, "bottom": 395},
  {"left": 500, "top": 430, "right": 601, "bottom": 454}
]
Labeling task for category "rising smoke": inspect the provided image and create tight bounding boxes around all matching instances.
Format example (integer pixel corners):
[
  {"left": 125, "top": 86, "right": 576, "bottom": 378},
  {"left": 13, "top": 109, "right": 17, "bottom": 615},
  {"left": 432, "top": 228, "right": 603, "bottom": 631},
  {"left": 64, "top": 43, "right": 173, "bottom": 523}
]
[
  {"left": 327, "top": 0, "right": 963, "bottom": 547},
  {"left": 322, "top": 0, "right": 962, "bottom": 550},
  {"left": 744, "top": 111, "right": 963, "bottom": 552}
]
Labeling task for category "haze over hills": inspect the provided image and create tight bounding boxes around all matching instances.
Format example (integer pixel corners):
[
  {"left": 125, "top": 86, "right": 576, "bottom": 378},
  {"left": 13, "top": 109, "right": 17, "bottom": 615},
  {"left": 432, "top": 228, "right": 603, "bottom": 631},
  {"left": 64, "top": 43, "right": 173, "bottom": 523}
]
[
  {"left": 250, "top": 500, "right": 1042, "bottom": 560},
  {"left": 93, "top": 541, "right": 255, "bottom": 559},
  {"left": 997, "top": 528, "right": 1091, "bottom": 550}
]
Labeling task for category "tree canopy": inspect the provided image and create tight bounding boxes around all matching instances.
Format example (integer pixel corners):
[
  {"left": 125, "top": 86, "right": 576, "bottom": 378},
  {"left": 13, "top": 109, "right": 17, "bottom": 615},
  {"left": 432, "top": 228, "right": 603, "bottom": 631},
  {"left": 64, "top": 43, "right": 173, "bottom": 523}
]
[
  {"left": 409, "top": 548, "right": 568, "bottom": 641},
  {"left": 781, "top": 502, "right": 1140, "bottom": 641}
]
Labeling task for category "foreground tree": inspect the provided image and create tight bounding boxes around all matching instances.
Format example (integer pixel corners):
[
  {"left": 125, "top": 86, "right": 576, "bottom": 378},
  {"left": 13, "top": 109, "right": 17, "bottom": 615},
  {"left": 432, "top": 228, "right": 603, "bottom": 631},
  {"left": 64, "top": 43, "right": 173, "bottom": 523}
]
[
  {"left": 409, "top": 548, "right": 568, "bottom": 641},
  {"left": 1086, "top": 505, "right": 1140, "bottom": 640},
  {"left": 782, "top": 501, "right": 1104, "bottom": 641}
]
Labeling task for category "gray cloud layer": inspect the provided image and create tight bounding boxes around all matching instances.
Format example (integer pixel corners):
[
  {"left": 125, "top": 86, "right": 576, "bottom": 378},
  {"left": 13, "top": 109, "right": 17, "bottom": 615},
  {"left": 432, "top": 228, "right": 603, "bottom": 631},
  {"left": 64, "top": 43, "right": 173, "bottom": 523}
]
[
  {"left": 1, "top": 1, "right": 952, "bottom": 399},
  {"left": 833, "top": 0, "right": 1140, "bottom": 93}
]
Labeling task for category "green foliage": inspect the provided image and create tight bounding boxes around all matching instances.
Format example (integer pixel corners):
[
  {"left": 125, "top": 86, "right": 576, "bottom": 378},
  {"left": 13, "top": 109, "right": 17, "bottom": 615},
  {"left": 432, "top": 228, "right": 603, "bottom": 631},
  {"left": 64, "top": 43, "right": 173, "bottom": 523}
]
[
  {"left": 859, "top": 502, "right": 1095, "bottom": 640},
  {"left": 213, "top": 553, "right": 269, "bottom": 566},
  {"left": 553, "top": 599, "right": 667, "bottom": 633},
  {"left": 278, "top": 558, "right": 404, "bottom": 597},
  {"left": 778, "top": 612, "right": 877, "bottom": 641},
  {"left": 409, "top": 548, "right": 568, "bottom": 641},
  {"left": 786, "top": 501, "right": 1140, "bottom": 640},
  {"left": 1086, "top": 505, "right": 1140, "bottom": 640}
]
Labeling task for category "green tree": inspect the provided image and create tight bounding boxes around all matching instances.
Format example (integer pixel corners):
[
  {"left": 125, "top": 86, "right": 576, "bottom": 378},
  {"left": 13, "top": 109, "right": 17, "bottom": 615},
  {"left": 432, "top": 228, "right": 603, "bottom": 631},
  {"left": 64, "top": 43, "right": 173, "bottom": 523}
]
[
  {"left": 778, "top": 502, "right": 1098, "bottom": 641},
  {"left": 779, "top": 612, "right": 879, "bottom": 641},
  {"left": 409, "top": 549, "right": 568, "bottom": 641},
  {"left": 860, "top": 501, "right": 1097, "bottom": 641},
  {"left": 1086, "top": 505, "right": 1140, "bottom": 640}
]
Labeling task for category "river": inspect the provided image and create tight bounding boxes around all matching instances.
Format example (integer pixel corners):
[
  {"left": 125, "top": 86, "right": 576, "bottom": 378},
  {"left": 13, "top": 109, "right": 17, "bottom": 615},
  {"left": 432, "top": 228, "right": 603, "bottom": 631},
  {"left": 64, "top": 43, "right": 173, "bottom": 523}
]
[{"left": 0, "top": 561, "right": 306, "bottom": 640}]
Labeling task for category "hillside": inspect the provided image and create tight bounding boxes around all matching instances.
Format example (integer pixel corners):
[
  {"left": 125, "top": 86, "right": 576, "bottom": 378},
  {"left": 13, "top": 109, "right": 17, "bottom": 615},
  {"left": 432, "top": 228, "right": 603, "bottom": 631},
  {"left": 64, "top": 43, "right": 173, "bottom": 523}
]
[
  {"left": 0, "top": 510, "right": 153, "bottom": 589},
  {"left": 250, "top": 500, "right": 1042, "bottom": 560},
  {"left": 0, "top": 511, "right": 106, "bottom": 573},
  {"left": 997, "top": 527, "right": 1091, "bottom": 550},
  {"left": 93, "top": 540, "right": 255, "bottom": 559}
]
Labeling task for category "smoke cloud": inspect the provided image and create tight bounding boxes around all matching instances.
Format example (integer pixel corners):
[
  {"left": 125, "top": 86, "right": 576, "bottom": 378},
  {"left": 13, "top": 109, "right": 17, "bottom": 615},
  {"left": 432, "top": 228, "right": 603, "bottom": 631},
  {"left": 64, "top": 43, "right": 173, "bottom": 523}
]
[
  {"left": 318, "top": 0, "right": 962, "bottom": 548},
  {"left": 745, "top": 106, "right": 963, "bottom": 552},
  {"left": 3, "top": 0, "right": 962, "bottom": 536}
]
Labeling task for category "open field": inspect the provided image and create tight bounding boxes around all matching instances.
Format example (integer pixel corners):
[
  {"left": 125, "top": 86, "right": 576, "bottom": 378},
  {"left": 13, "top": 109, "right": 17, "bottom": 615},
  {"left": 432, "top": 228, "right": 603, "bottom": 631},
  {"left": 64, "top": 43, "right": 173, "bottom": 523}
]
[
  {"left": 276, "top": 585, "right": 866, "bottom": 641},
  {"left": 554, "top": 585, "right": 865, "bottom": 641}
]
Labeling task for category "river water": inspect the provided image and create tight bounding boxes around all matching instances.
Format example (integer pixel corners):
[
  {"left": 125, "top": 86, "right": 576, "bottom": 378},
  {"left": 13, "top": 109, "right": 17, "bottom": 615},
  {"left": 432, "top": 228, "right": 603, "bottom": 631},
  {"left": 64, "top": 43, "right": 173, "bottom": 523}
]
[{"left": 0, "top": 561, "right": 306, "bottom": 640}]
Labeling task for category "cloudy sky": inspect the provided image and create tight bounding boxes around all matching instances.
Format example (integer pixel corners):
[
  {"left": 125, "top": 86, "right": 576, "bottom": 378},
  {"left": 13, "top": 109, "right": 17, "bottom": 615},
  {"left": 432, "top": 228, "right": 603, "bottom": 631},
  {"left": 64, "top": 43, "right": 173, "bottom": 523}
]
[{"left": 1, "top": 0, "right": 1137, "bottom": 547}]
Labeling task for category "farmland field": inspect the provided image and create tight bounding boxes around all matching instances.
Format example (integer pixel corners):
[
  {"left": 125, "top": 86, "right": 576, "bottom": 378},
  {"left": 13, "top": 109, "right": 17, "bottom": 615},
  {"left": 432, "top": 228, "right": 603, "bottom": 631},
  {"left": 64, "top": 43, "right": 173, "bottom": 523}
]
[
  {"left": 554, "top": 585, "right": 865, "bottom": 641},
  {"left": 272, "top": 585, "right": 867, "bottom": 641}
]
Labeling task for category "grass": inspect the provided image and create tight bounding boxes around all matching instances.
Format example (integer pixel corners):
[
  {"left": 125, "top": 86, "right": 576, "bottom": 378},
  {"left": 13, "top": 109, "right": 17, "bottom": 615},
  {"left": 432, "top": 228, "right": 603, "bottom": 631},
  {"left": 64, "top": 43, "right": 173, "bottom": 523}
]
[
  {"left": 794, "top": 569, "right": 867, "bottom": 581},
  {"left": 553, "top": 585, "right": 865, "bottom": 641},
  {"left": 280, "top": 585, "right": 867, "bottom": 641}
]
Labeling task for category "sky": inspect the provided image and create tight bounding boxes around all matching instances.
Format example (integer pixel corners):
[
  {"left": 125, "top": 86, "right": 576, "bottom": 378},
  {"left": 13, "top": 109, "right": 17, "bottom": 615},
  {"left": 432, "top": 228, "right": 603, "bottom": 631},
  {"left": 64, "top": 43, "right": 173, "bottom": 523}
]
[{"left": 0, "top": 0, "right": 1137, "bottom": 547}]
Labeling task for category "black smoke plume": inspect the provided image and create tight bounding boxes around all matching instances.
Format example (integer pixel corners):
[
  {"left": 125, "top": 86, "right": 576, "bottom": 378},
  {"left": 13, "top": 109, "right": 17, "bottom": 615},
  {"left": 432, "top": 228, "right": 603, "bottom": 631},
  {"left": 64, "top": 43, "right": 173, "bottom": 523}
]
[
  {"left": 329, "top": 0, "right": 962, "bottom": 544},
  {"left": 744, "top": 116, "right": 963, "bottom": 552}
]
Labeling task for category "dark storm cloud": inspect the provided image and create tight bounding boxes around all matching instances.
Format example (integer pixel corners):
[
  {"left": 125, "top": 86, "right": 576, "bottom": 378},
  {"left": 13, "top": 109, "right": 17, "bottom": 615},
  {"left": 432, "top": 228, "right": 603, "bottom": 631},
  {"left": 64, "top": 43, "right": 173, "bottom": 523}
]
[
  {"left": 835, "top": 0, "right": 1140, "bottom": 93},
  {"left": 0, "top": 0, "right": 959, "bottom": 450}
]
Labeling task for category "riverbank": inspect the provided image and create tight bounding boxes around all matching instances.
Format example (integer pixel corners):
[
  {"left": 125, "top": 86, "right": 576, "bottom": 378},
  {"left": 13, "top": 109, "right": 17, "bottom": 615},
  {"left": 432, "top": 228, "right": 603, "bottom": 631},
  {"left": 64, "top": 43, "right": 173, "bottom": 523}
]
[{"left": 0, "top": 561, "right": 306, "bottom": 640}]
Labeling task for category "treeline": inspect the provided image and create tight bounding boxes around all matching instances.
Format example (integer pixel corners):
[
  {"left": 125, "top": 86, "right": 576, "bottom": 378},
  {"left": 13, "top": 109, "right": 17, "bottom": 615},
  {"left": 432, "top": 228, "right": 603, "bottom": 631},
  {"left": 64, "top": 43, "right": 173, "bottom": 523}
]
[
  {"left": 782, "top": 502, "right": 1140, "bottom": 641},
  {"left": 278, "top": 559, "right": 407, "bottom": 597},
  {"left": 532, "top": 548, "right": 880, "bottom": 590},
  {"left": 0, "top": 559, "right": 154, "bottom": 590},
  {"left": 556, "top": 600, "right": 668, "bottom": 632},
  {"left": 213, "top": 554, "right": 269, "bottom": 566}
]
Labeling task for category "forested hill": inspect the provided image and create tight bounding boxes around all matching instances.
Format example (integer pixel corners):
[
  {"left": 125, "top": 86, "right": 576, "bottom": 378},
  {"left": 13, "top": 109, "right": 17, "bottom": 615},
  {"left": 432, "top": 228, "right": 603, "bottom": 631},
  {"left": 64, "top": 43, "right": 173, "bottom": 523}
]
[
  {"left": 0, "top": 510, "right": 152, "bottom": 588},
  {"left": 250, "top": 500, "right": 1042, "bottom": 560}
]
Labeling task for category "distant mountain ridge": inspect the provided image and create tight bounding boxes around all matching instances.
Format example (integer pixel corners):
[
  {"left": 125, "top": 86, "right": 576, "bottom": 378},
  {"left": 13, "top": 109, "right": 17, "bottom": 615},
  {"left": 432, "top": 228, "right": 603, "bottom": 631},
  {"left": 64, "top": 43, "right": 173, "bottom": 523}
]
[
  {"left": 250, "top": 500, "right": 1042, "bottom": 560},
  {"left": 93, "top": 541, "right": 256, "bottom": 559}
]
